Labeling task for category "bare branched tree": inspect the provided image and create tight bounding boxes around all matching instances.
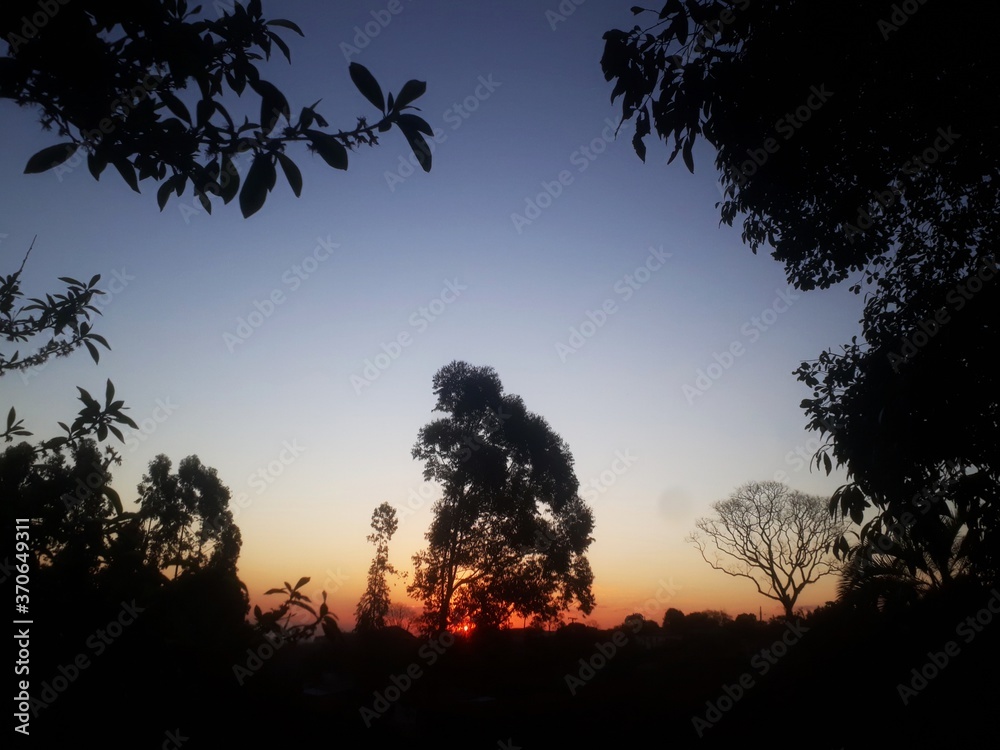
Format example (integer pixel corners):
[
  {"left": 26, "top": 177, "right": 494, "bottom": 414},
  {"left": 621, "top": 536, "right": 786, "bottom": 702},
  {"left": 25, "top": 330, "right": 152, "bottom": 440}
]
[{"left": 688, "top": 481, "right": 846, "bottom": 618}]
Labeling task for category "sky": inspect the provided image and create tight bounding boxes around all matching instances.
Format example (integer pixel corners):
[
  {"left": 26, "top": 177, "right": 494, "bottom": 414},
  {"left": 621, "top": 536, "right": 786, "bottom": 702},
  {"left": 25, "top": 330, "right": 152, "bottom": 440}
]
[{"left": 1, "top": 0, "right": 866, "bottom": 628}]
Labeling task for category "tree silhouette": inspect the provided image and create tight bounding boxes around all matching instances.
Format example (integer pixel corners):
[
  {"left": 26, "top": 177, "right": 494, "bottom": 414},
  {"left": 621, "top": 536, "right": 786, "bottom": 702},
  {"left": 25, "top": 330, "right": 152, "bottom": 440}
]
[
  {"left": 408, "top": 361, "right": 595, "bottom": 633},
  {"left": 688, "top": 481, "right": 845, "bottom": 618},
  {"left": 838, "top": 499, "right": 973, "bottom": 612},
  {"left": 1, "top": 0, "right": 432, "bottom": 216},
  {"left": 602, "top": 1, "right": 999, "bottom": 577},
  {"left": 1, "top": 241, "right": 109, "bottom": 377},
  {"left": 354, "top": 501, "right": 400, "bottom": 632},
  {"left": 2, "top": 243, "right": 135, "bottom": 452},
  {"left": 134, "top": 453, "right": 241, "bottom": 578}
]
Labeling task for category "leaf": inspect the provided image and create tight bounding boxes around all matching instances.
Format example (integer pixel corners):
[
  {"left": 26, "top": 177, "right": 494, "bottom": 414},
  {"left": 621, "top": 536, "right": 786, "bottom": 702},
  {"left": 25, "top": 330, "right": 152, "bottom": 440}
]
[
  {"left": 672, "top": 13, "right": 689, "bottom": 45},
  {"left": 396, "top": 119, "right": 432, "bottom": 172},
  {"left": 87, "top": 152, "right": 108, "bottom": 180},
  {"left": 112, "top": 158, "right": 141, "bottom": 192},
  {"left": 103, "top": 485, "right": 123, "bottom": 515},
  {"left": 348, "top": 63, "right": 385, "bottom": 113},
  {"left": 105, "top": 379, "right": 114, "bottom": 404},
  {"left": 159, "top": 90, "right": 192, "bottom": 123},
  {"left": 266, "top": 19, "right": 304, "bottom": 36},
  {"left": 294, "top": 576, "right": 310, "bottom": 591},
  {"left": 397, "top": 114, "right": 434, "bottom": 137},
  {"left": 682, "top": 138, "right": 694, "bottom": 173},
  {"left": 267, "top": 31, "right": 291, "bottom": 63},
  {"left": 156, "top": 174, "right": 186, "bottom": 210},
  {"left": 307, "top": 131, "right": 348, "bottom": 170},
  {"left": 219, "top": 155, "right": 240, "bottom": 204},
  {"left": 239, "top": 154, "right": 274, "bottom": 218},
  {"left": 290, "top": 600, "right": 316, "bottom": 616},
  {"left": 276, "top": 153, "right": 302, "bottom": 197},
  {"left": 393, "top": 79, "right": 427, "bottom": 111},
  {"left": 251, "top": 80, "right": 290, "bottom": 136},
  {"left": 264, "top": 588, "right": 284, "bottom": 596},
  {"left": 25, "top": 143, "right": 78, "bottom": 174},
  {"left": 85, "top": 340, "right": 100, "bottom": 364},
  {"left": 114, "top": 412, "right": 138, "bottom": 430},
  {"left": 298, "top": 106, "right": 315, "bottom": 130}
]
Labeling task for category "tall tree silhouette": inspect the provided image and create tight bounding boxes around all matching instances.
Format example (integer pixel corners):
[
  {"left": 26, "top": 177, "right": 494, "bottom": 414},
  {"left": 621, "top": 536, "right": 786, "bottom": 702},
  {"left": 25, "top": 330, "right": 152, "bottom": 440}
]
[
  {"left": 688, "top": 481, "right": 845, "bottom": 618},
  {"left": 409, "top": 361, "right": 595, "bottom": 633},
  {"left": 602, "top": 1, "right": 999, "bottom": 575},
  {"left": 134, "top": 453, "right": 241, "bottom": 578},
  {"left": 355, "top": 501, "right": 400, "bottom": 632}
]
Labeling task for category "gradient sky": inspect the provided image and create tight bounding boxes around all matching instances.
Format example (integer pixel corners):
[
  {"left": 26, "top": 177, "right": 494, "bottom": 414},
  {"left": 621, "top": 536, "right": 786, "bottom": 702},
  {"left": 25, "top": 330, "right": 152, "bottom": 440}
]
[{"left": 1, "top": 0, "right": 865, "bottom": 627}]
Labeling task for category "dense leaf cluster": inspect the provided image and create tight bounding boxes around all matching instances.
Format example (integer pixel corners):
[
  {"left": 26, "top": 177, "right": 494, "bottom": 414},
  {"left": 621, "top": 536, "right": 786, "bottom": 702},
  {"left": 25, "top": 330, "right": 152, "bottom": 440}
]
[
  {"left": 1, "top": 0, "right": 432, "bottom": 216},
  {"left": 603, "top": 1, "right": 999, "bottom": 585},
  {"left": 409, "top": 362, "right": 595, "bottom": 633}
]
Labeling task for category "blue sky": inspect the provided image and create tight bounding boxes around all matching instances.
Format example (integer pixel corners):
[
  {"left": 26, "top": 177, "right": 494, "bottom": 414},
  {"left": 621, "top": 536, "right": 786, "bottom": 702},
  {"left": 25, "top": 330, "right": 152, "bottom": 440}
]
[{"left": 1, "top": 0, "right": 865, "bottom": 626}]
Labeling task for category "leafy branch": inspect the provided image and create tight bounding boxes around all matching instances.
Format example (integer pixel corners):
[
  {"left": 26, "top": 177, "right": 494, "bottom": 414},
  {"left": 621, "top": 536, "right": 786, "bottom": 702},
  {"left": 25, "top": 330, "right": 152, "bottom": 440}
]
[
  {"left": 252, "top": 576, "right": 339, "bottom": 644},
  {"left": 3, "top": 0, "right": 433, "bottom": 217}
]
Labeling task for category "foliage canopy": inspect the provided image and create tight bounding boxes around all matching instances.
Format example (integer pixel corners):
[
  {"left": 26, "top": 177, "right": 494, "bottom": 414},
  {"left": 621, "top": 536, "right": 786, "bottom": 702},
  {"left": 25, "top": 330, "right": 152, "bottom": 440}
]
[
  {"left": 603, "top": 1, "right": 999, "bottom": 578},
  {"left": 1, "top": 0, "right": 433, "bottom": 216},
  {"left": 409, "top": 361, "right": 595, "bottom": 632}
]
